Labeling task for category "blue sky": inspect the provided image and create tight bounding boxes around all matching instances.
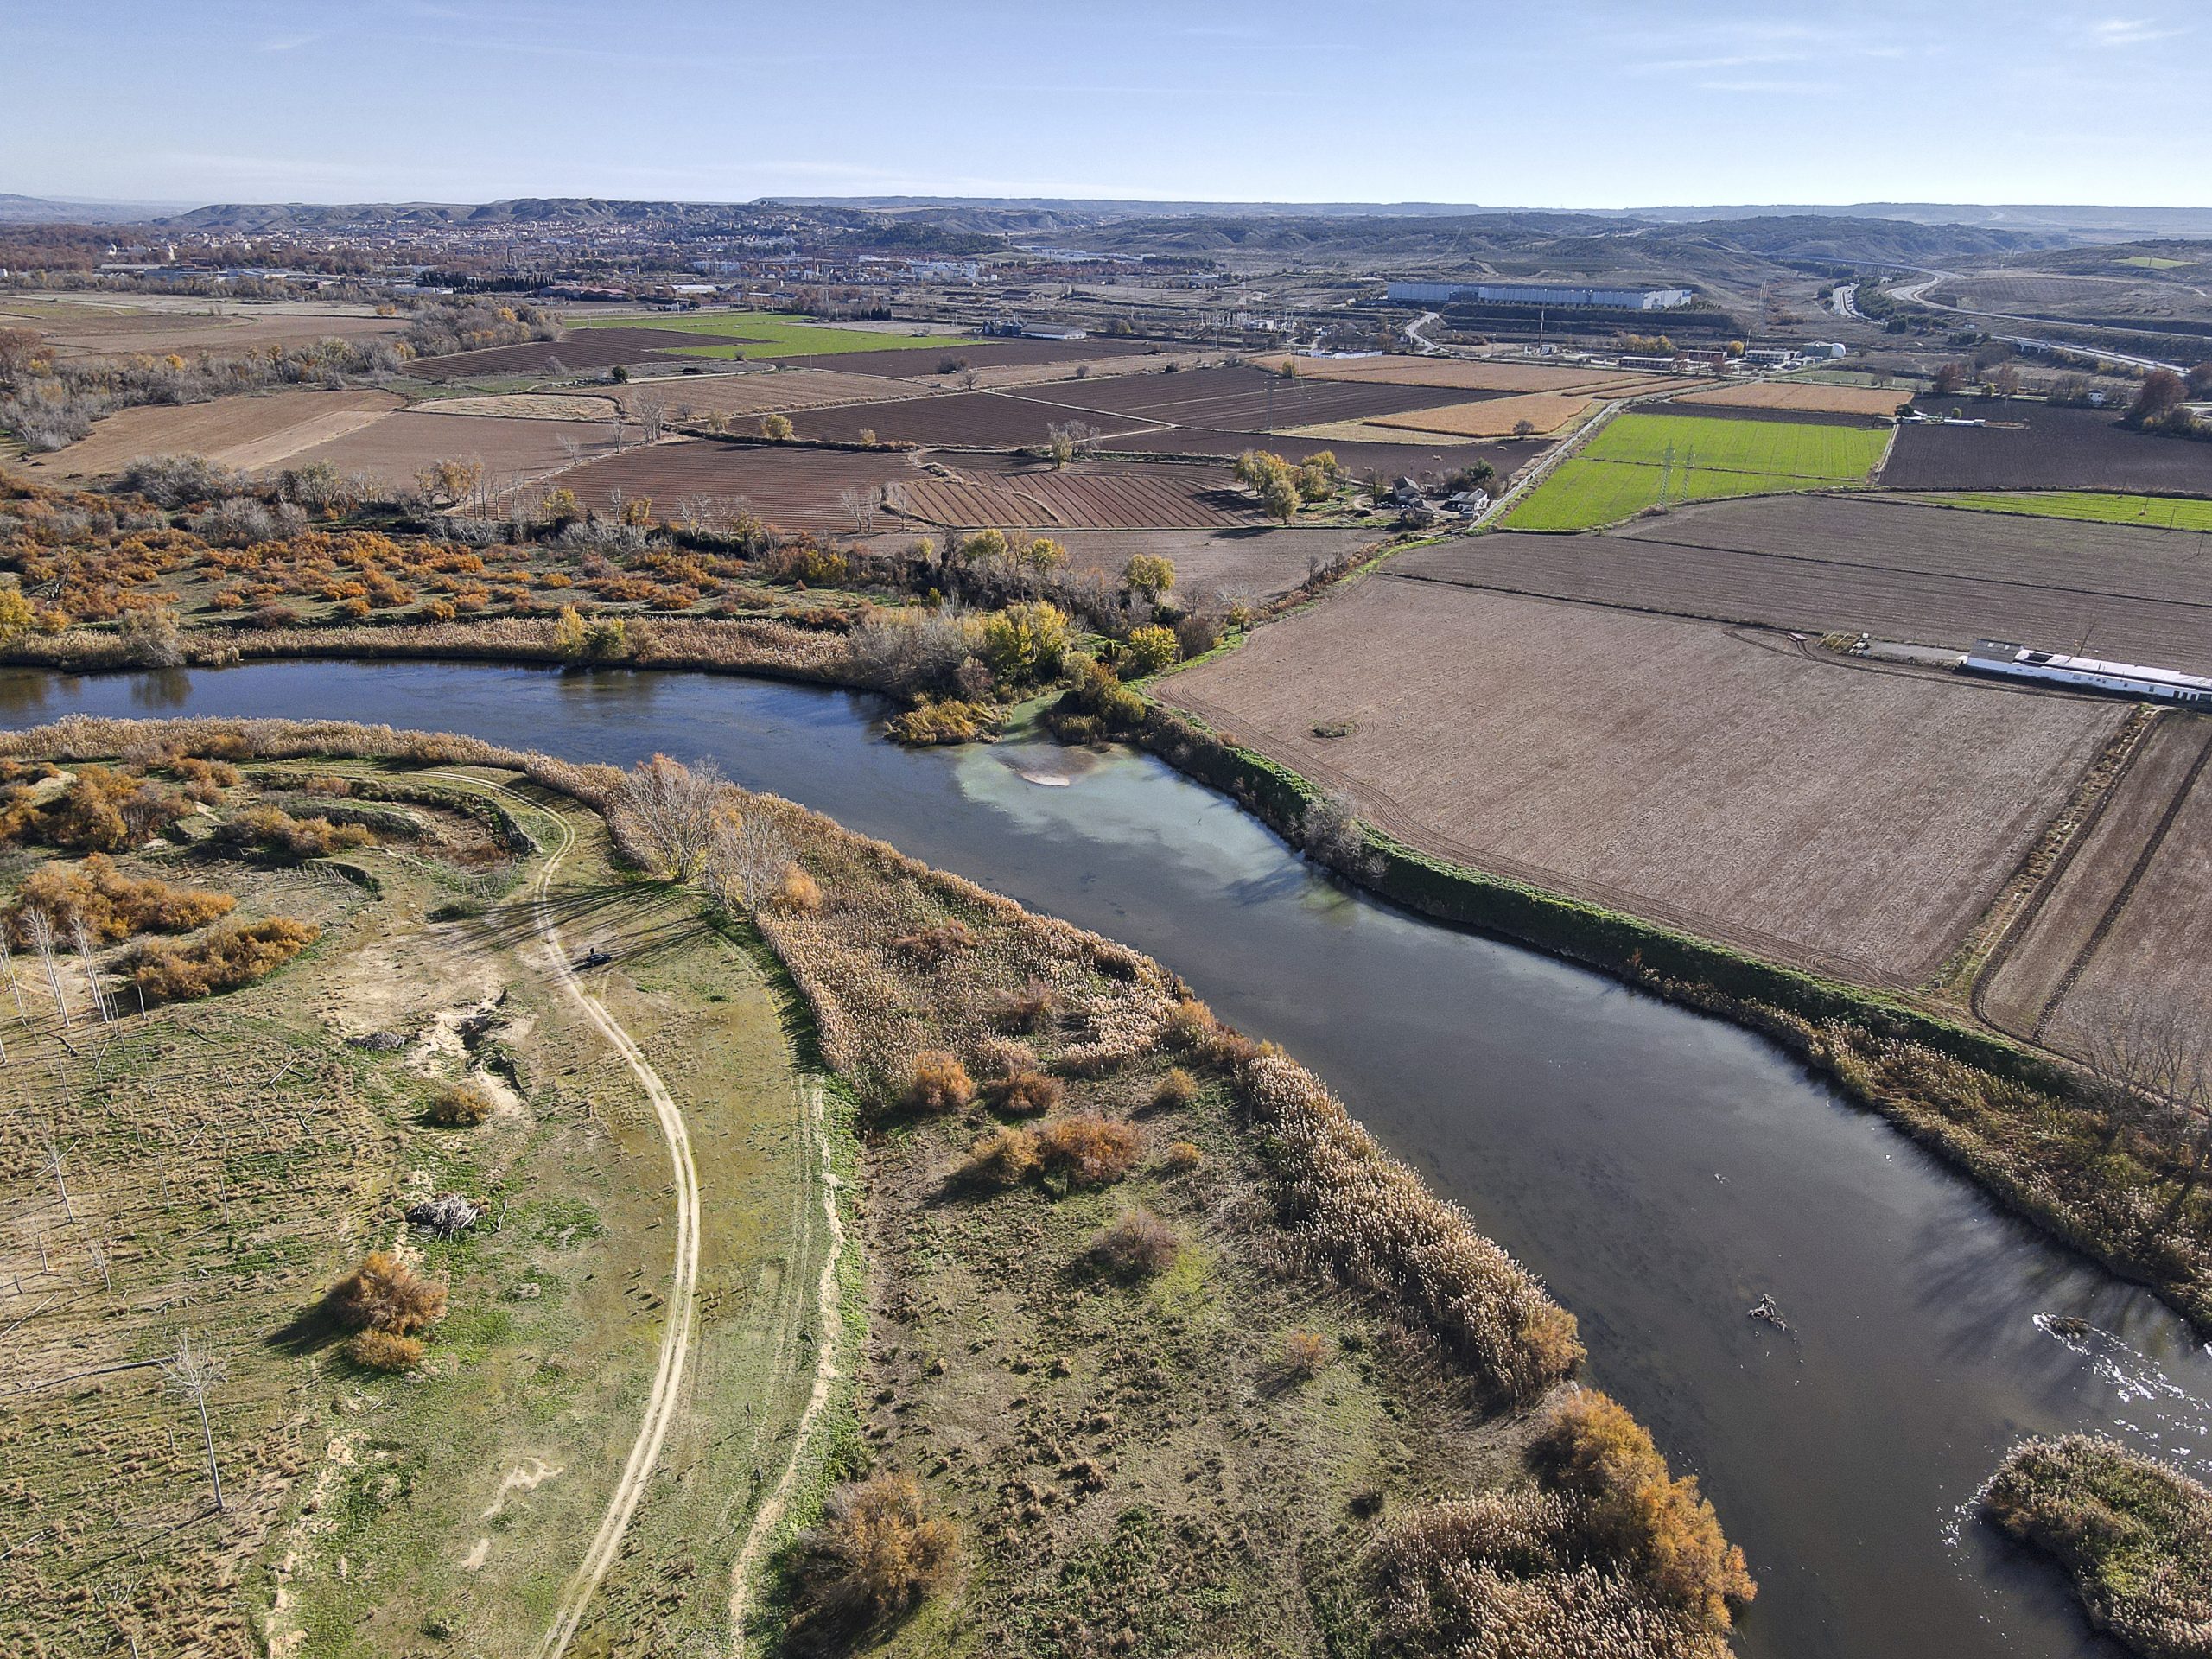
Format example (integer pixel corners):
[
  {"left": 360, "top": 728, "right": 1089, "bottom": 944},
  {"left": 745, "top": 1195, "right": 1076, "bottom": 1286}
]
[{"left": 7, "top": 1, "right": 2207, "bottom": 207}]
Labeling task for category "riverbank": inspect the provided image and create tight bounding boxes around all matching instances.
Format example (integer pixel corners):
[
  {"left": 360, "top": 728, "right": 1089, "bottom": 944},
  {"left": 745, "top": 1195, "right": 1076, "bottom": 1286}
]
[
  {"left": 0, "top": 715, "right": 1751, "bottom": 1657},
  {"left": 1107, "top": 688, "right": 2212, "bottom": 1334}
]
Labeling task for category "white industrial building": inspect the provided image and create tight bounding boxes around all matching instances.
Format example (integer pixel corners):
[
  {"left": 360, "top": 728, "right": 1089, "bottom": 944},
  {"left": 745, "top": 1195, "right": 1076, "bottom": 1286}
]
[{"left": 1387, "top": 281, "right": 1694, "bottom": 309}]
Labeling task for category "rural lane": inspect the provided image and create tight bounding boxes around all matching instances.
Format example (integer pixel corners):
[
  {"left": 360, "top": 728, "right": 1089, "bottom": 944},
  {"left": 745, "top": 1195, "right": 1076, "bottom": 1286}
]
[{"left": 429, "top": 773, "right": 706, "bottom": 1659}]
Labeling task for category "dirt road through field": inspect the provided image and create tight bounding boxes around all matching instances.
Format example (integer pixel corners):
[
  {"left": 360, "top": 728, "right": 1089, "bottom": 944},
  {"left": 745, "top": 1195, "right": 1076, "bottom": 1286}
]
[{"left": 429, "top": 774, "right": 703, "bottom": 1659}]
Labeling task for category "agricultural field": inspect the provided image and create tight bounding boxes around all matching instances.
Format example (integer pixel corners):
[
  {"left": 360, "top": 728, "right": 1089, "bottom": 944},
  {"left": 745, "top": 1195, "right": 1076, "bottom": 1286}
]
[
  {"left": 19, "top": 390, "right": 407, "bottom": 481},
  {"left": 1672, "top": 380, "right": 1911, "bottom": 418},
  {"left": 1045, "top": 365, "right": 1453, "bottom": 430},
  {"left": 1983, "top": 709, "right": 2212, "bottom": 1058},
  {"left": 1883, "top": 398, "right": 2212, "bottom": 495},
  {"left": 1159, "top": 578, "right": 2125, "bottom": 986},
  {"left": 0, "top": 748, "right": 830, "bottom": 1659},
  {"left": 1360, "top": 391, "right": 1593, "bottom": 439},
  {"left": 1904, "top": 490, "right": 2212, "bottom": 532},
  {"left": 1416, "top": 493, "right": 2212, "bottom": 674},
  {"left": 0, "top": 295, "right": 406, "bottom": 364},
  {"left": 550, "top": 438, "right": 925, "bottom": 536},
  {"left": 270, "top": 409, "right": 620, "bottom": 493},
  {"left": 1028, "top": 525, "right": 1382, "bottom": 603},
  {"left": 401, "top": 338, "right": 702, "bottom": 381},
  {"left": 569, "top": 367, "right": 940, "bottom": 421},
  {"left": 759, "top": 335, "right": 1166, "bottom": 378},
  {"left": 563, "top": 311, "right": 969, "bottom": 361},
  {"left": 784, "top": 390, "right": 1172, "bottom": 449},
  {"left": 1503, "top": 410, "right": 1891, "bottom": 531},
  {"left": 891, "top": 461, "right": 1262, "bottom": 531}
]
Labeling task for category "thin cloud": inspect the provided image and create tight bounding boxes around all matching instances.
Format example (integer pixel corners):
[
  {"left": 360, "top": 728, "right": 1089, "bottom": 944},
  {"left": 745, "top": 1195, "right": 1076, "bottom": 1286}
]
[{"left": 2088, "top": 16, "right": 2188, "bottom": 45}]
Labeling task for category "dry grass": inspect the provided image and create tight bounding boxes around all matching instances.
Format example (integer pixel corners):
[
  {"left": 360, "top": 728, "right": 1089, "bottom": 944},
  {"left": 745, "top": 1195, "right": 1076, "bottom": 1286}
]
[
  {"left": 344, "top": 1329, "right": 427, "bottom": 1372},
  {"left": 1673, "top": 380, "right": 1910, "bottom": 417}
]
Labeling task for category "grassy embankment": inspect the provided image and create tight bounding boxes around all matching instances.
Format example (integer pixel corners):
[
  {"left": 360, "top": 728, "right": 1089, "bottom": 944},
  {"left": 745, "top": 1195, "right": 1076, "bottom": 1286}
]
[
  {"left": 1905, "top": 491, "right": 2212, "bottom": 531},
  {"left": 0, "top": 737, "right": 836, "bottom": 1659},
  {"left": 563, "top": 312, "right": 969, "bottom": 361},
  {"left": 1, "top": 716, "right": 1754, "bottom": 1659},
  {"left": 1984, "top": 1435, "right": 2212, "bottom": 1658},
  {"left": 1502, "top": 411, "right": 1891, "bottom": 531},
  {"left": 1060, "top": 664, "right": 2212, "bottom": 1335}
]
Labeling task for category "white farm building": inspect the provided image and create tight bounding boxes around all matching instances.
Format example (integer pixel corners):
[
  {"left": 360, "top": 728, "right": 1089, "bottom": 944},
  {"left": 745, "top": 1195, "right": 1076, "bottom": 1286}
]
[{"left": 1964, "top": 639, "right": 2212, "bottom": 705}]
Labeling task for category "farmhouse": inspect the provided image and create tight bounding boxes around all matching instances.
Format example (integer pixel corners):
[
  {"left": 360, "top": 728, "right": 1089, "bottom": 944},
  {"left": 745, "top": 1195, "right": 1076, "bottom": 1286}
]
[
  {"left": 1388, "top": 281, "right": 1694, "bottom": 309},
  {"left": 1965, "top": 639, "right": 2212, "bottom": 704}
]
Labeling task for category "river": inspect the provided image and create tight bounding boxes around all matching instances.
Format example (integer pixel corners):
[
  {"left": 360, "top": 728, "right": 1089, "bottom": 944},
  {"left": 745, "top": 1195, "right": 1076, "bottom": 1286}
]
[{"left": 8, "top": 657, "right": 2208, "bottom": 1659}]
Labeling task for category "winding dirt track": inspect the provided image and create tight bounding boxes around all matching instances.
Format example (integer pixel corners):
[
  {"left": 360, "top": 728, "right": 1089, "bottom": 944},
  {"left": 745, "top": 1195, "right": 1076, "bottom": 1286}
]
[{"left": 429, "top": 775, "right": 703, "bottom": 1659}]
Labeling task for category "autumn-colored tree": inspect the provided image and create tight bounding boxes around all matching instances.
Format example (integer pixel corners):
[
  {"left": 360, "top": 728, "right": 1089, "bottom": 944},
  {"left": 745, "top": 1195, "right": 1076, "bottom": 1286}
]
[
  {"left": 2129, "top": 369, "right": 2189, "bottom": 429},
  {"left": 1122, "top": 552, "right": 1175, "bottom": 599}
]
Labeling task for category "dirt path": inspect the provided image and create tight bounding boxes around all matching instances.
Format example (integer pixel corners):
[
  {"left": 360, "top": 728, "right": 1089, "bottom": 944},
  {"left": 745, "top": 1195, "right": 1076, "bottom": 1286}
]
[
  {"left": 726, "top": 1078, "right": 846, "bottom": 1652},
  {"left": 429, "top": 774, "right": 704, "bottom": 1659}
]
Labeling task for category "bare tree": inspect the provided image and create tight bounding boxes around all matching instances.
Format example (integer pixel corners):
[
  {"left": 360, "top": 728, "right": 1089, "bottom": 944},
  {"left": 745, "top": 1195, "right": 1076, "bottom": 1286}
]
[
  {"left": 632, "top": 390, "right": 668, "bottom": 443},
  {"left": 1044, "top": 421, "right": 1098, "bottom": 468},
  {"left": 23, "top": 907, "right": 70, "bottom": 1028},
  {"left": 837, "top": 486, "right": 878, "bottom": 535},
  {"left": 613, "top": 755, "right": 734, "bottom": 882},
  {"left": 2082, "top": 988, "right": 2212, "bottom": 1231},
  {"left": 703, "top": 816, "right": 794, "bottom": 912},
  {"left": 0, "top": 931, "right": 25, "bottom": 1020},
  {"left": 162, "top": 1332, "right": 227, "bottom": 1513},
  {"left": 71, "top": 916, "right": 111, "bottom": 1024}
]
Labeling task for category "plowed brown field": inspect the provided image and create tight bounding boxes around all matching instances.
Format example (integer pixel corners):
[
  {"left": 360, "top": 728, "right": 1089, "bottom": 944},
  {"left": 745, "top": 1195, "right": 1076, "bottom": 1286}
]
[
  {"left": 551, "top": 441, "right": 922, "bottom": 535},
  {"left": 892, "top": 467, "right": 1262, "bottom": 531},
  {"left": 1365, "top": 392, "right": 1592, "bottom": 438},
  {"left": 20, "top": 389, "right": 406, "bottom": 480},
  {"left": 1160, "top": 579, "right": 2125, "bottom": 986},
  {"left": 1251, "top": 354, "right": 1680, "bottom": 396},
  {"left": 1402, "top": 494, "right": 2212, "bottom": 675}
]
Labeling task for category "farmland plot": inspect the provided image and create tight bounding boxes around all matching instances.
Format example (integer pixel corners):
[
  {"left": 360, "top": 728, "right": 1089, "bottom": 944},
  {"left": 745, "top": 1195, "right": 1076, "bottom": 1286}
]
[
  {"left": 1048, "top": 365, "right": 1453, "bottom": 430},
  {"left": 892, "top": 465, "right": 1263, "bottom": 531},
  {"left": 784, "top": 390, "right": 1172, "bottom": 448},
  {"left": 1883, "top": 399, "right": 2212, "bottom": 494},
  {"left": 1250, "top": 354, "right": 1677, "bottom": 397},
  {"left": 552, "top": 439, "right": 925, "bottom": 535},
  {"left": 1420, "top": 494, "right": 2212, "bottom": 674},
  {"left": 1503, "top": 411, "right": 1890, "bottom": 531},
  {"left": 1674, "top": 381, "right": 1911, "bottom": 418},
  {"left": 20, "top": 389, "right": 405, "bottom": 480},
  {"left": 1160, "top": 579, "right": 2124, "bottom": 986},
  {"left": 274, "top": 409, "right": 619, "bottom": 491}
]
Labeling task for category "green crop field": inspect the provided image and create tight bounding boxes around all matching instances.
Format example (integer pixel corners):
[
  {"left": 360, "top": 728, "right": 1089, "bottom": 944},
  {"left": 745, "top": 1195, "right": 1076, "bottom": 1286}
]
[
  {"left": 2120, "top": 255, "right": 2190, "bottom": 270},
  {"left": 565, "top": 310, "right": 969, "bottom": 359},
  {"left": 1909, "top": 491, "right": 2212, "bottom": 532},
  {"left": 1503, "top": 411, "right": 1891, "bottom": 531}
]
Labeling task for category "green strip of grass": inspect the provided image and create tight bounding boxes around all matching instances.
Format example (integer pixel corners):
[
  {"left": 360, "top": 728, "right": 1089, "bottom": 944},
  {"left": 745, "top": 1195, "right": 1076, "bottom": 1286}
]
[
  {"left": 1909, "top": 490, "right": 2212, "bottom": 532},
  {"left": 564, "top": 310, "right": 969, "bottom": 359},
  {"left": 1503, "top": 411, "right": 1889, "bottom": 531}
]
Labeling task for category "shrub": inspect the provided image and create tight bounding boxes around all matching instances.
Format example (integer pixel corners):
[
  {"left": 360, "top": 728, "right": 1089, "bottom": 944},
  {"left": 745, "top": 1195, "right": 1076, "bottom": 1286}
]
[
  {"left": 427, "top": 1081, "right": 496, "bottom": 1127},
  {"left": 130, "top": 916, "right": 320, "bottom": 1001},
  {"left": 1985, "top": 1434, "right": 2212, "bottom": 1659},
  {"left": 1163, "top": 1139, "right": 1204, "bottom": 1172},
  {"left": 979, "top": 601, "right": 1069, "bottom": 687},
  {"left": 964, "top": 1126, "right": 1040, "bottom": 1186},
  {"left": 1118, "top": 624, "right": 1180, "bottom": 680},
  {"left": 797, "top": 1473, "right": 958, "bottom": 1625},
  {"left": 1281, "top": 1330, "right": 1331, "bottom": 1377},
  {"left": 1088, "top": 1209, "right": 1179, "bottom": 1278},
  {"left": 772, "top": 865, "right": 823, "bottom": 912},
  {"left": 989, "top": 1069, "right": 1062, "bottom": 1117},
  {"left": 0, "top": 765, "right": 191, "bottom": 852},
  {"left": 1122, "top": 552, "right": 1175, "bottom": 599},
  {"left": 1159, "top": 997, "right": 1215, "bottom": 1051},
  {"left": 887, "top": 699, "right": 996, "bottom": 747},
  {"left": 905, "top": 1050, "right": 974, "bottom": 1115},
  {"left": 5, "top": 855, "right": 234, "bottom": 944},
  {"left": 344, "top": 1329, "right": 425, "bottom": 1373},
  {"left": 760, "top": 413, "right": 795, "bottom": 442},
  {"left": 1153, "top": 1067, "right": 1199, "bottom": 1109},
  {"left": 117, "top": 607, "right": 186, "bottom": 668},
  {"left": 1531, "top": 1389, "right": 1754, "bottom": 1630},
  {"left": 892, "top": 920, "right": 977, "bottom": 963},
  {"left": 1037, "top": 1114, "right": 1141, "bottom": 1187},
  {"left": 215, "top": 804, "right": 374, "bottom": 862},
  {"left": 326, "top": 1249, "right": 448, "bottom": 1336},
  {"left": 994, "top": 976, "right": 1058, "bottom": 1033}
]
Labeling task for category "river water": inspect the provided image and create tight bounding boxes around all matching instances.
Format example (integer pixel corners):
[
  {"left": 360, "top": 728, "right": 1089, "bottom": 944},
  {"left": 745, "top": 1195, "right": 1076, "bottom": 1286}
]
[{"left": 9, "top": 658, "right": 2209, "bottom": 1659}]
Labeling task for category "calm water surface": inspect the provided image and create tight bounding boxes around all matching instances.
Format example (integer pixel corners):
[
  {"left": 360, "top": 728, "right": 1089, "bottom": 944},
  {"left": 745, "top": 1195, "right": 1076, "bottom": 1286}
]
[{"left": 9, "top": 658, "right": 2208, "bottom": 1659}]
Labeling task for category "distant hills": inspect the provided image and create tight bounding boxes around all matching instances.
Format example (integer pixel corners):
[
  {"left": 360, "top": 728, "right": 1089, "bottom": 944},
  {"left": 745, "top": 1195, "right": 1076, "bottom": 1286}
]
[{"left": 1, "top": 192, "right": 2208, "bottom": 243}]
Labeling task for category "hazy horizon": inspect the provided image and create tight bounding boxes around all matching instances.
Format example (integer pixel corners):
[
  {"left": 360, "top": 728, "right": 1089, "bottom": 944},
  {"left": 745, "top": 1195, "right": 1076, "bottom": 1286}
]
[{"left": 7, "top": 0, "right": 2208, "bottom": 210}]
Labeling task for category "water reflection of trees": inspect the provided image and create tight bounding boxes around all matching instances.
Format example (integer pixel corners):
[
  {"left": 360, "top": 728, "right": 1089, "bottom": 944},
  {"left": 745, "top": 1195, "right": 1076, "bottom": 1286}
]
[
  {"left": 0, "top": 669, "right": 52, "bottom": 719},
  {"left": 129, "top": 669, "right": 193, "bottom": 711}
]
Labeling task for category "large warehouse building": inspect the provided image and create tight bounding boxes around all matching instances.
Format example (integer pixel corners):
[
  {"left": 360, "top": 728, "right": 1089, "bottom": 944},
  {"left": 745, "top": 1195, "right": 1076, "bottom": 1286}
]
[{"left": 1387, "top": 280, "right": 1694, "bottom": 309}]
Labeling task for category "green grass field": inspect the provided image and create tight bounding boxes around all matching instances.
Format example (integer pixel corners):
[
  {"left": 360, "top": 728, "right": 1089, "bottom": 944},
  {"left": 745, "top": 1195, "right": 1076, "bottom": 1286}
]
[
  {"left": 1503, "top": 411, "right": 1891, "bottom": 531},
  {"left": 564, "top": 310, "right": 969, "bottom": 360},
  {"left": 1910, "top": 491, "right": 2212, "bottom": 532}
]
